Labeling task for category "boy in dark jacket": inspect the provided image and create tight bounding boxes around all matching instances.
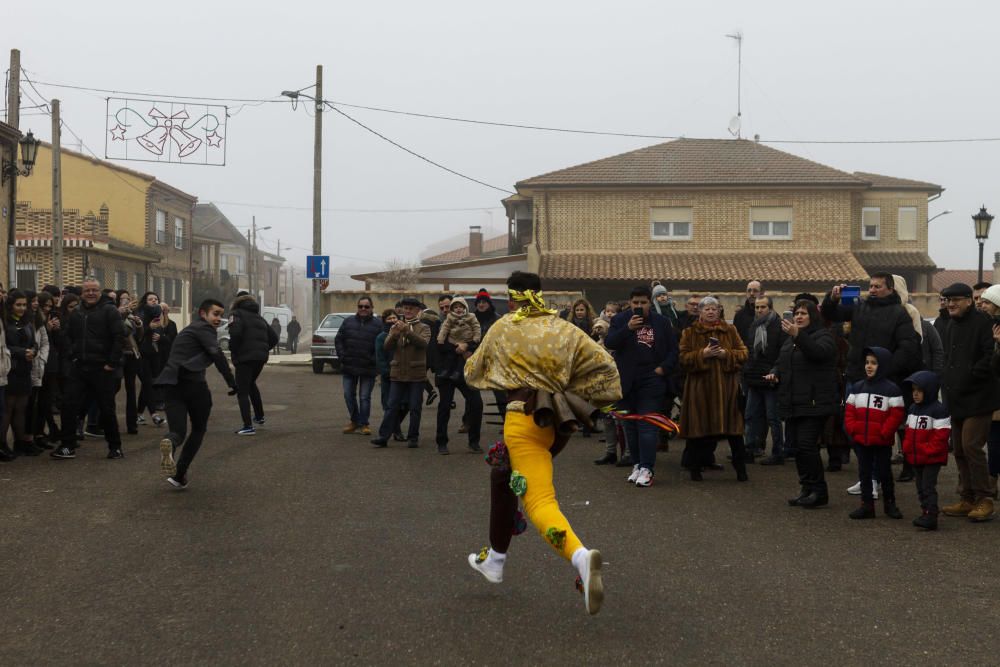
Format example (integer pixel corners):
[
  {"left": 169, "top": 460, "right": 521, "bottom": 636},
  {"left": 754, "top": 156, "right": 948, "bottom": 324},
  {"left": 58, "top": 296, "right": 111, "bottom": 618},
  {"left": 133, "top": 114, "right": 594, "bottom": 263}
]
[
  {"left": 228, "top": 294, "right": 278, "bottom": 435},
  {"left": 155, "top": 299, "right": 237, "bottom": 489},
  {"left": 901, "top": 371, "right": 951, "bottom": 530},
  {"left": 844, "top": 347, "right": 905, "bottom": 520}
]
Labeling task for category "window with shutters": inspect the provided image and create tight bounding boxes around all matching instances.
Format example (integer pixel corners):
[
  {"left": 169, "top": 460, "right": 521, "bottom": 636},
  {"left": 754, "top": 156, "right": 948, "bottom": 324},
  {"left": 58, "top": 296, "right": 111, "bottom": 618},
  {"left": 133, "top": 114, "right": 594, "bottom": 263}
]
[
  {"left": 650, "top": 207, "right": 693, "bottom": 240},
  {"left": 174, "top": 217, "right": 185, "bottom": 250},
  {"left": 156, "top": 210, "right": 167, "bottom": 244},
  {"left": 897, "top": 207, "right": 917, "bottom": 241},
  {"left": 750, "top": 206, "right": 793, "bottom": 239},
  {"left": 862, "top": 207, "right": 881, "bottom": 240}
]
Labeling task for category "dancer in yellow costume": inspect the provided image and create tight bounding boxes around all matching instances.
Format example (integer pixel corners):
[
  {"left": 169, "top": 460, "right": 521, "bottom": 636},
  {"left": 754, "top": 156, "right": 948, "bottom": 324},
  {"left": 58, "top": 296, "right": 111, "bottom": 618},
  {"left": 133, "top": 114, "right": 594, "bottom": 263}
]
[{"left": 464, "top": 271, "right": 621, "bottom": 615}]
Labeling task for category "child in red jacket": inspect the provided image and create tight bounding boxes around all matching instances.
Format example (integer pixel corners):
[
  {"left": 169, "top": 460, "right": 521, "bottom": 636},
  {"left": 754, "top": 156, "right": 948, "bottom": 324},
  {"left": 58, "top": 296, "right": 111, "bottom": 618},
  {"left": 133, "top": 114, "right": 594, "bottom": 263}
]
[
  {"left": 901, "top": 371, "right": 951, "bottom": 530},
  {"left": 845, "top": 347, "right": 906, "bottom": 520}
]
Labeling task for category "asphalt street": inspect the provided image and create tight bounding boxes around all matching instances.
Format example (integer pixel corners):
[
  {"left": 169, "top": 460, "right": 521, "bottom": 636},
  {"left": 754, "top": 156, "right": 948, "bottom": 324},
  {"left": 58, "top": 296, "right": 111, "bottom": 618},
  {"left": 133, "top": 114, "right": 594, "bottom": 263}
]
[{"left": 3, "top": 366, "right": 1000, "bottom": 665}]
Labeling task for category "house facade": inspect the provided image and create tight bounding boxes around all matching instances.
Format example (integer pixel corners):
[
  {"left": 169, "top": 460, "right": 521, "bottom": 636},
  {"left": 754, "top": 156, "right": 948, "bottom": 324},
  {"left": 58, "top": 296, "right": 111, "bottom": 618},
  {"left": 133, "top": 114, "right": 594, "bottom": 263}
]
[
  {"left": 509, "top": 138, "right": 942, "bottom": 304},
  {"left": 1, "top": 121, "right": 25, "bottom": 285}
]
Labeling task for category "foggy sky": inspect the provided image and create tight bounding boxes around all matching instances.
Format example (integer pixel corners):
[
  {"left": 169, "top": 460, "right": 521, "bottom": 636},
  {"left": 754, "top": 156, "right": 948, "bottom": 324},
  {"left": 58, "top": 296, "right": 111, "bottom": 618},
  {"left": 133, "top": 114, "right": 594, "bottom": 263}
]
[{"left": 6, "top": 0, "right": 999, "bottom": 288}]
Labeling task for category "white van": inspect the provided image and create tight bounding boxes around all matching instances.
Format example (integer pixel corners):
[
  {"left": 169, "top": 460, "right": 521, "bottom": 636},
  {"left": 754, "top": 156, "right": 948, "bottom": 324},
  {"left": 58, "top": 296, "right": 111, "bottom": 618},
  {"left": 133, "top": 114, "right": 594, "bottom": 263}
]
[{"left": 260, "top": 305, "right": 294, "bottom": 346}]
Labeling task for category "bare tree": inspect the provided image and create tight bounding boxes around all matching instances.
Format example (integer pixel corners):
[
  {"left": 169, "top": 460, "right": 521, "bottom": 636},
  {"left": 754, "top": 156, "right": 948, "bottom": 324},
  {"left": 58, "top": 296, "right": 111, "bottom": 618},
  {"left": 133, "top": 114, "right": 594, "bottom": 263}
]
[{"left": 377, "top": 258, "right": 421, "bottom": 291}]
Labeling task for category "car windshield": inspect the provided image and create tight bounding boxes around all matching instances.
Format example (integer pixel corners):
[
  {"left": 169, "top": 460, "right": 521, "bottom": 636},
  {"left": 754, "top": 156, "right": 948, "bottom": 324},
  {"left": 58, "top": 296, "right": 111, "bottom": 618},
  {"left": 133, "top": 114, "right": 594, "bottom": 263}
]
[{"left": 320, "top": 314, "right": 347, "bottom": 329}]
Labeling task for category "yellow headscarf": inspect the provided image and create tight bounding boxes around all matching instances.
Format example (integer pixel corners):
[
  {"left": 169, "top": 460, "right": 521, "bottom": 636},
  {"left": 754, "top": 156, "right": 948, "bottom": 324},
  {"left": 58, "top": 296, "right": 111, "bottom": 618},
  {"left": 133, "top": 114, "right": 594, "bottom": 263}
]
[{"left": 508, "top": 289, "right": 558, "bottom": 322}]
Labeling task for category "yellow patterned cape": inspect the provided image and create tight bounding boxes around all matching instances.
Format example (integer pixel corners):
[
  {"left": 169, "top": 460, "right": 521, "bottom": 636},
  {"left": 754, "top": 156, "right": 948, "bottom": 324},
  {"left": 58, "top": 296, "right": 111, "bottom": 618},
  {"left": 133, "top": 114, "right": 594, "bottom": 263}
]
[{"left": 464, "top": 313, "right": 622, "bottom": 404}]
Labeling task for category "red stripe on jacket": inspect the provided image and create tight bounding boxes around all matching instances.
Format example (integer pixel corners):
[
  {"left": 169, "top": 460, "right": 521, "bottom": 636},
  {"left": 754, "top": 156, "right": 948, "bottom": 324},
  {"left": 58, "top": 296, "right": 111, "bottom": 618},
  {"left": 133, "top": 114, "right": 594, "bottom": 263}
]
[{"left": 844, "top": 391, "right": 906, "bottom": 447}]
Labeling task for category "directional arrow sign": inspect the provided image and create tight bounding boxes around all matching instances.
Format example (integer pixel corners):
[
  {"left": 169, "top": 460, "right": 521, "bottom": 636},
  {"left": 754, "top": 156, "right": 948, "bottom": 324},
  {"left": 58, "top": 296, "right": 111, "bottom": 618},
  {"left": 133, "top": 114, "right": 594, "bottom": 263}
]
[{"left": 306, "top": 255, "right": 330, "bottom": 280}]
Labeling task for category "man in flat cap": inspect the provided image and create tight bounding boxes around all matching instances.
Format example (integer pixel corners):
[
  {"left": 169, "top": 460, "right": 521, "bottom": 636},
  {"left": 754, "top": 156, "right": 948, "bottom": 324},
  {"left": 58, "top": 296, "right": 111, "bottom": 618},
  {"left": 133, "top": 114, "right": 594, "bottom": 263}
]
[
  {"left": 939, "top": 282, "right": 1000, "bottom": 522},
  {"left": 371, "top": 296, "right": 431, "bottom": 448}
]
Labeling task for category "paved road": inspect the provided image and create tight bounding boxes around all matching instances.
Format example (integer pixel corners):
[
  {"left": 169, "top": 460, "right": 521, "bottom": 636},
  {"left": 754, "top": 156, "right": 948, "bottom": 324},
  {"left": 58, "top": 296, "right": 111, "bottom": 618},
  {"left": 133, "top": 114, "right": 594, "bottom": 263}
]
[{"left": 3, "top": 367, "right": 999, "bottom": 665}]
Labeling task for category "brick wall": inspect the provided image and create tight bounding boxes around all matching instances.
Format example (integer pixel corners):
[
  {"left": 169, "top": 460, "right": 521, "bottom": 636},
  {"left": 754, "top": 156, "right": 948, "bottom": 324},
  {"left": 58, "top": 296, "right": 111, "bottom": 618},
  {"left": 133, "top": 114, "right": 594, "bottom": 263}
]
[{"left": 851, "top": 190, "right": 929, "bottom": 250}]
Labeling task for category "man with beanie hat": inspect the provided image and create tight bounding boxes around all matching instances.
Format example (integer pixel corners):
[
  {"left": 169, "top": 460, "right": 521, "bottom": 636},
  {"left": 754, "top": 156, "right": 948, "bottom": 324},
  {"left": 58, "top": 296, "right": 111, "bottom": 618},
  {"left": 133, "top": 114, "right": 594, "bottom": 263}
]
[
  {"left": 473, "top": 288, "right": 507, "bottom": 419},
  {"left": 939, "top": 282, "right": 1000, "bottom": 521}
]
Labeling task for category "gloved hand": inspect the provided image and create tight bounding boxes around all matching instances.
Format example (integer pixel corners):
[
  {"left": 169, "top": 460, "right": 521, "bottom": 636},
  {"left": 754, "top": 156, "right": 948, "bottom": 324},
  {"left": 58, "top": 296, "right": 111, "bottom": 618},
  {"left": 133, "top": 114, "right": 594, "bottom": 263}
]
[{"left": 228, "top": 384, "right": 238, "bottom": 396}]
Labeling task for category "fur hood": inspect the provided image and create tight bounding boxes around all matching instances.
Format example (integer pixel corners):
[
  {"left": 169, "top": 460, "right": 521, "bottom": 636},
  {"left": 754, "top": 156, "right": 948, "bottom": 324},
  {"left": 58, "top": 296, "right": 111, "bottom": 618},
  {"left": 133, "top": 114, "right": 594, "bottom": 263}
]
[{"left": 231, "top": 294, "right": 260, "bottom": 314}]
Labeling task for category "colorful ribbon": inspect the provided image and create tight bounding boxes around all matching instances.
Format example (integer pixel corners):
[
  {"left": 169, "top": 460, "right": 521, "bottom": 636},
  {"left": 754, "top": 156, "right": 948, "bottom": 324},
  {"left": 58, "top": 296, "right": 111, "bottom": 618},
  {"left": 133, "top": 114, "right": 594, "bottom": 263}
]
[
  {"left": 602, "top": 407, "right": 680, "bottom": 434},
  {"left": 508, "top": 289, "right": 558, "bottom": 322}
]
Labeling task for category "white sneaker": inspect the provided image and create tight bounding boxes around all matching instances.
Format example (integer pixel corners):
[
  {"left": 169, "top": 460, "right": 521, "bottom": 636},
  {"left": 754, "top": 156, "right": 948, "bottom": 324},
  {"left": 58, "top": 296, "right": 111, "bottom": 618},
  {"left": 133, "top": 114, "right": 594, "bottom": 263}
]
[
  {"left": 627, "top": 464, "right": 641, "bottom": 484},
  {"left": 467, "top": 549, "right": 503, "bottom": 584},
  {"left": 578, "top": 549, "right": 604, "bottom": 615},
  {"left": 634, "top": 467, "right": 653, "bottom": 487},
  {"left": 159, "top": 437, "right": 175, "bottom": 477},
  {"left": 846, "top": 481, "right": 880, "bottom": 498}
]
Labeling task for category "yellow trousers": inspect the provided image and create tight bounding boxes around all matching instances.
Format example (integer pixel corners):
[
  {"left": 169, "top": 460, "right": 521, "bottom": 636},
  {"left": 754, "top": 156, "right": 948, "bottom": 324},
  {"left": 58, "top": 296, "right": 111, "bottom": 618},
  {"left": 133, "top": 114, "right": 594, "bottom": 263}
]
[{"left": 505, "top": 411, "right": 582, "bottom": 560}]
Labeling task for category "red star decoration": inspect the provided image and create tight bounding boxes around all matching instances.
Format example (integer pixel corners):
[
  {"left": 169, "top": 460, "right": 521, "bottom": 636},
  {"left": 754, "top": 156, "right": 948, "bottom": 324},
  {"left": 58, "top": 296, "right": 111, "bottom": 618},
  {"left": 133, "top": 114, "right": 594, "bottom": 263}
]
[
  {"left": 109, "top": 124, "right": 127, "bottom": 141},
  {"left": 206, "top": 131, "right": 224, "bottom": 148}
]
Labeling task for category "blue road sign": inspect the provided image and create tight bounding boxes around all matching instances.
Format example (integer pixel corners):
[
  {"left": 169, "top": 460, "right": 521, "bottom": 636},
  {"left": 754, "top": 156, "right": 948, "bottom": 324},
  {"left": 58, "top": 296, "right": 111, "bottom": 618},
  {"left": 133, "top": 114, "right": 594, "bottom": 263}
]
[{"left": 306, "top": 255, "right": 330, "bottom": 280}]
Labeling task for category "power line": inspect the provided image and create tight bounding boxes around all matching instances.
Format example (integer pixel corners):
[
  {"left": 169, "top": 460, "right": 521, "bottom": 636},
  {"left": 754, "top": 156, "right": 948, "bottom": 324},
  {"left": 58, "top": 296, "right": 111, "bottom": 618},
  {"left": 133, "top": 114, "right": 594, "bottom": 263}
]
[
  {"left": 213, "top": 200, "right": 502, "bottom": 213},
  {"left": 326, "top": 104, "right": 514, "bottom": 194},
  {"left": 21, "top": 76, "right": 292, "bottom": 104}
]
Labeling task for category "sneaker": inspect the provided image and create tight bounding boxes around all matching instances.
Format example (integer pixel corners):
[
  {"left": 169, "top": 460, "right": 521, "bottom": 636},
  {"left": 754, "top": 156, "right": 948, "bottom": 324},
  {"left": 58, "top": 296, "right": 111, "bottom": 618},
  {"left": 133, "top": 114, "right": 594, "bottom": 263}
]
[
  {"left": 942, "top": 500, "right": 975, "bottom": 517},
  {"left": 136, "top": 415, "right": 147, "bottom": 425},
  {"left": 467, "top": 548, "right": 503, "bottom": 584},
  {"left": 634, "top": 467, "right": 653, "bottom": 487},
  {"left": 425, "top": 390, "right": 438, "bottom": 406},
  {"left": 912, "top": 511, "right": 938, "bottom": 530},
  {"left": 167, "top": 475, "right": 188, "bottom": 489},
  {"left": 160, "top": 438, "right": 176, "bottom": 477},
  {"left": 371, "top": 438, "right": 388, "bottom": 448},
  {"left": 254, "top": 416, "right": 266, "bottom": 425},
  {"left": 50, "top": 446, "right": 76, "bottom": 459},
  {"left": 578, "top": 549, "right": 604, "bottom": 615},
  {"left": 626, "top": 464, "right": 641, "bottom": 484},
  {"left": 107, "top": 448, "right": 124, "bottom": 460},
  {"left": 152, "top": 415, "right": 166, "bottom": 427},
  {"left": 343, "top": 422, "right": 358, "bottom": 434},
  {"left": 846, "top": 481, "right": 880, "bottom": 499},
  {"left": 359, "top": 425, "right": 372, "bottom": 436},
  {"left": 235, "top": 426, "right": 256, "bottom": 436},
  {"left": 968, "top": 498, "right": 995, "bottom": 522},
  {"left": 849, "top": 502, "right": 876, "bottom": 520},
  {"left": 84, "top": 426, "right": 104, "bottom": 438}
]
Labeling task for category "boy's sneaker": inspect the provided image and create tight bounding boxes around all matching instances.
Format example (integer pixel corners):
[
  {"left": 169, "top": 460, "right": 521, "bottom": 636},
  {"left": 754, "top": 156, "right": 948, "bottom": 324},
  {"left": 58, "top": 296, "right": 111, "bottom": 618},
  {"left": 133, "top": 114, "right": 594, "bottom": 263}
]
[
  {"left": 136, "top": 415, "right": 147, "bottom": 425},
  {"left": 107, "top": 448, "right": 124, "bottom": 460},
  {"left": 849, "top": 502, "right": 876, "bottom": 520},
  {"left": 467, "top": 548, "right": 504, "bottom": 584},
  {"left": 254, "top": 416, "right": 266, "bottom": 425},
  {"left": 626, "top": 464, "right": 641, "bottom": 484},
  {"left": 235, "top": 426, "right": 256, "bottom": 436},
  {"left": 912, "top": 511, "right": 938, "bottom": 530},
  {"left": 50, "top": 446, "right": 76, "bottom": 459},
  {"left": 152, "top": 415, "right": 166, "bottom": 427},
  {"left": 160, "top": 438, "right": 176, "bottom": 476},
  {"left": 634, "top": 467, "right": 654, "bottom": 487},
  {"left": 167, "top": 475, "right": 188, "bottom": 489}
]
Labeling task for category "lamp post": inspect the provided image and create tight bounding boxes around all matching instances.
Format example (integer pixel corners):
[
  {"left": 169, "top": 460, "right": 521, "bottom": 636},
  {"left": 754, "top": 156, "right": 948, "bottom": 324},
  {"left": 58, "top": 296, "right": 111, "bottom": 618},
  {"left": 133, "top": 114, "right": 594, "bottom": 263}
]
[
  {"left": 973, "top": 206, "right": 994, "bottom": 285},
  {"left": 3, "top": 130, "right": 40, "bottom": 289},
  {"left": 250, "top": 217, "right": 272, "bottom": 302},
  {"left": 281, "top": 65, "right": 323, "bottom": 334},
  {"left": 927, "top": 209, "right": 952, "bottom": 225}
]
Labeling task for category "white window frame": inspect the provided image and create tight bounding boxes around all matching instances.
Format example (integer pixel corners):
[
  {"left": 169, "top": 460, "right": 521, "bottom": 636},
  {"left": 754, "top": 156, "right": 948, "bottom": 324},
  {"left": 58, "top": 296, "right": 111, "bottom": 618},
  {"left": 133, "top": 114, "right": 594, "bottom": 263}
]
[
  {"left": 155, "top": 210, "right": 167, "bottom": 245},
  {"left": 897, "top": 206, "right": 918, "bottom": 241},
  {"left": 862, "top": 207, "right": 881, "bottom": 241},
  {"left": 650, "top": 207, "right": 693, "bottom": 241},
  {"left": 174, "top": 217, "right": 185, "bottom": 250},
  {"left": 749, "top": 207, "right": 793, "bottom": 240}
]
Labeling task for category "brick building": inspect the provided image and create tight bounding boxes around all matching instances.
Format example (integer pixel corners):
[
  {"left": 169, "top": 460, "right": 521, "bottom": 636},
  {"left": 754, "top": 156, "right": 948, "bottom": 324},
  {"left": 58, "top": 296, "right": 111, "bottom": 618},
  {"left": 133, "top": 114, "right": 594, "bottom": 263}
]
[{"left": 507, "top": 138, "right": 942, "bottom": 303}]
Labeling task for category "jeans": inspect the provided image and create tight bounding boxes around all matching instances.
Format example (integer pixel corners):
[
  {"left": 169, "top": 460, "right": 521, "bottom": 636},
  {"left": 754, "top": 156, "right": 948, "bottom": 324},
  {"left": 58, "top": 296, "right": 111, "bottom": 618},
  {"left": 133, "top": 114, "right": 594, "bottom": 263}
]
[
  {"left": 854, "top": 445, "right": 894, "bottom": 504},
  {"left": 164, "top": 381, "right": 212, "bottom": 478},
  {"left": 235, "top": 361, "right": 266, "bottom": 427},
  {"left": 342, "top": 373, "right": 375, "bottom": 427},
  {"left": 60, "top": 367, "right": 121, "bottom": 450},
  {"left": 379, "top": 374, "right": 392, "bottom": 412},
  {"left": 377, "top": 381, "right": 424, "bottom": 441},
  {"left": 914, "top": 464, "right": 942, "bottom": 513},
  {"left": 436, "top": 380, "right": 483, "bottom": 448},
  {"left": 621, "top": 372, "right": 666, "bottom": 472},
  {"left": 745, "top": 386, "right": 782, "bottom": 456},
  {"left": 789, "top": 415, "right": 828, "bottom": 496}
]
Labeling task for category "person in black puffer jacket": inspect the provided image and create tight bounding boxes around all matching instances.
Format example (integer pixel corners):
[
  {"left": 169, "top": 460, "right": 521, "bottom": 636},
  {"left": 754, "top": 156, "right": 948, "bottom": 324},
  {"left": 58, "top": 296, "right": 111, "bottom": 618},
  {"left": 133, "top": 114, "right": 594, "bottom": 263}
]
[
  {"left": 333, "top": 296, "right": 382, "bottom": 435},
  {"left": 769, "top": 299, "right": 838, "bottom": 508},
  {"left": 3, "top": 290, "right": 38, "bottom": 458},
  {"left": 228, "top": 294, "right": 278, "bottom": 434}
]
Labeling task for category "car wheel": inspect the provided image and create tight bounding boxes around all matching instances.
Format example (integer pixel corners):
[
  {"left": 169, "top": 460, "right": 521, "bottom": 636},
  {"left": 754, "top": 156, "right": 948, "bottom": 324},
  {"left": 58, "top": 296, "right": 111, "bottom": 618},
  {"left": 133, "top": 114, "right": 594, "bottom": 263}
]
[{"left": 312, "top": 359, "right": 325, "bottom": 374}]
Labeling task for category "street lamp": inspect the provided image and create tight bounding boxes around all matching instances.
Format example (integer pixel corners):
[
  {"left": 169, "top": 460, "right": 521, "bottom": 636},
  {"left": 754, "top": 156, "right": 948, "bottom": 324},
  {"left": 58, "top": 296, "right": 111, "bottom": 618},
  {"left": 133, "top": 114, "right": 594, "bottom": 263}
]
[
  {"left": 1, "top": 130, "right": 39, "bottom": 184},
  {"left": 973, "top": 205, "right": 994, "bottom": 284},
  {"left": 927, "top": 209, "right": 952, "bottom": 224},
  {"left": 282, "top": 66, "right": 324, "bottom": 334}
]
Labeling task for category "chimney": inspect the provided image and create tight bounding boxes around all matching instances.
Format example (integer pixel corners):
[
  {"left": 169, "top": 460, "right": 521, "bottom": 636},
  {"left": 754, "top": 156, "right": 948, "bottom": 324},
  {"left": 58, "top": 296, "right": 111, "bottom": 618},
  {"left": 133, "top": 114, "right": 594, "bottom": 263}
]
[{"left": 469, "top": 225, "right": 483, "bottom": 258}]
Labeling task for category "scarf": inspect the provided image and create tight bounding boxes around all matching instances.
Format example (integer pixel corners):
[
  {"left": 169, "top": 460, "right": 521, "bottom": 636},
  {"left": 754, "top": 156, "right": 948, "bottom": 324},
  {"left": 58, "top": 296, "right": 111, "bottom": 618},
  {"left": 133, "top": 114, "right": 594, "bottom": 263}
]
[
  {"left": 508, "top": 289, "right": 558, "bottom": 322},
  {"left": 400, "top": 316, "right": 420, "bottom": 346},
  {"left": 752, "top": 311, "right": 777, "bottom": 355}
]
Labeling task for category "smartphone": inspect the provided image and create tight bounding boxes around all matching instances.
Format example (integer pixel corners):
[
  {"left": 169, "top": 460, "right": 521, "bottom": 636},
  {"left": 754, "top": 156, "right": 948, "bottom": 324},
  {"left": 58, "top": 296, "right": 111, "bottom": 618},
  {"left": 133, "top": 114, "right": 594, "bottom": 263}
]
[
  {"left": 783, "top": 311, "right": 793, "bottom": 322},
  {"left": 708, "top": 336, "right": 720, "bottom": 347},
  {"left": 635, "top": 306, "right": 646, "bottom": 324},
  {"left": 841, "top": 285, "right": 862, "bottom": 305}
]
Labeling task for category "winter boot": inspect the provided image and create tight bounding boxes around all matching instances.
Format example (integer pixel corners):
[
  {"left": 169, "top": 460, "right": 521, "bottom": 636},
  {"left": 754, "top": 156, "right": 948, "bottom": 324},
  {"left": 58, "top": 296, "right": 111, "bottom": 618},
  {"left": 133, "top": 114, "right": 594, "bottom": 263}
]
[
  {"left": 849, "top": 501, "right": 875, "bottom": 520},
  {"left": 883, "top": 499, "right": 903, "bottom": 520},
  {"left": 912, "top": 509, "right": 938, "bottom": 530}
]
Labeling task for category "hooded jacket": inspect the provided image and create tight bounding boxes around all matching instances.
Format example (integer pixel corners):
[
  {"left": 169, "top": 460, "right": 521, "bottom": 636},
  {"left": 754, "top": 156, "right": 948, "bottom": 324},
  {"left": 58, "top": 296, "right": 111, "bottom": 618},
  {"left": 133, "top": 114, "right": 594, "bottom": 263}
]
[
  {"left": 844, "top": 347, "right": 905, "bottom": 447},
  {"left": 940, "top": 304, "right": 1000, "bottom": 419},
  {"left": 228, "top": 295, "right": 276, "bottom": 364},
  {"left": 774, "top": 321, "right": 837, "bottom": 419},
  {"left": 333, "top": 310, "right": 382, "bottom": 377},
  {"left": 901, "top": 371, "right": 950, "bottom": 466}
]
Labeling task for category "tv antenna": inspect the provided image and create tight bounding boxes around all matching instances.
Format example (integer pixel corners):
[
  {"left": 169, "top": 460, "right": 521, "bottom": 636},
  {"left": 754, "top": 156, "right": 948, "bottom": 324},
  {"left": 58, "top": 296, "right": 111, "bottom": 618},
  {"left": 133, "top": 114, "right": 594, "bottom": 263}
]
[{"left": 725, "top": 31, "right": 743, "bottom": 138}]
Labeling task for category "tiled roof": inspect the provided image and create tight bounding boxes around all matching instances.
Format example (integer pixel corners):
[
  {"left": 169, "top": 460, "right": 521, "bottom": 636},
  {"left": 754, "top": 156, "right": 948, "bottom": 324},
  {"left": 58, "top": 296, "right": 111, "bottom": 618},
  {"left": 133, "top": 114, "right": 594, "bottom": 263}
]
[
  {"left": 193, "top": 203, "right": 247, "bottom": 245},
  {"left": 932, "top": 269, "right": 981, "bottom": 292},
  {"left": 538, "top": 251, "right": 870, "bottom": 283},
  {"left": 517, "top": 139, "right": 869, "bottom": 188},
  {"left": 853, "top": 172, "right": 943, "bottom": 192},
  {"left": 422, "top": 234, "right": 509, "bottom": 264},
  {"left": 853, "top": 251, "right": 937, "bottom": 269}
]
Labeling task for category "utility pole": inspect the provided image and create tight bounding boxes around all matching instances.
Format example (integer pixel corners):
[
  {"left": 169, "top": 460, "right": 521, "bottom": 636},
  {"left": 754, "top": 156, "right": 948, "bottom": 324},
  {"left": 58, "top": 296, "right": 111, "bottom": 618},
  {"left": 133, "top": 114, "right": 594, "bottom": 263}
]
[
  {"left": 7, "top": 48, "right": 21, "bottom": 289},
  {"left": 51, "top": 99, "right": 63, "bottom": 288},
  {"left": 312, "top": 65, "right": 323, "bottom": 333},
  {"left": 246, "top": 228, "right": 252, "bottom": 297},
  {"left": 276, "top": 238, "right": 282, "bottom": 304}
]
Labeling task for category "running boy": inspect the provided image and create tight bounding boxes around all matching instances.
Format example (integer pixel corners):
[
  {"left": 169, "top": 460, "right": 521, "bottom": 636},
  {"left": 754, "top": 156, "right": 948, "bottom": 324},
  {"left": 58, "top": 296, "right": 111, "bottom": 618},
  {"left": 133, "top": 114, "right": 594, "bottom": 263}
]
[
  {"left": 844, "top": 347, "right": 905, "bottom": 519},
  {"left": 901, "top": 371, "right": 951, "bottom": 530},
  {"left": 155, "top": 299, "right": 237, "bottom": 489}
]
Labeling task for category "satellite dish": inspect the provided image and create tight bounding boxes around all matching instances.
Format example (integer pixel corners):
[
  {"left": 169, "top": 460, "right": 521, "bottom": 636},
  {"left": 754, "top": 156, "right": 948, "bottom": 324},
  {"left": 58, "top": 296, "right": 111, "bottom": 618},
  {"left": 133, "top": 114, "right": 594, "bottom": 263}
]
[{"left": 728, "top": 115, "right": 742, "bottom": 137}]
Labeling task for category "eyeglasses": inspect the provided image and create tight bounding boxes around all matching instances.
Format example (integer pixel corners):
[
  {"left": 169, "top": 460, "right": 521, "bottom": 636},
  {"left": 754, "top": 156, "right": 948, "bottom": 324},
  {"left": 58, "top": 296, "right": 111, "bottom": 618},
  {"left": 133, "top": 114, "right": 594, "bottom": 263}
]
[
  {"left": 357, "top": 305, "right": 372, "bottom": 309},
  {"left": 943, "top": 297, "right": 970, "bottom": 304}
]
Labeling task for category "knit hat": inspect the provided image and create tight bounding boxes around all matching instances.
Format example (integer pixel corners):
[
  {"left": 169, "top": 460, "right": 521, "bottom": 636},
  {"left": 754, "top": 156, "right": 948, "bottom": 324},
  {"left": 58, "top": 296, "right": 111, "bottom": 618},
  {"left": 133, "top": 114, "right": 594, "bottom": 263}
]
[
  {"left": 981, "top": 284, "right": 1000, "bottom": 308},
  {"left": 940, "top": 282, "right": 973, "bottom": 299},
  {"left": 652, "top": 284, "right": 668, "bottom": 297},
  {"left": 475, "top": 288, "right": 491, "bottom": 304}
]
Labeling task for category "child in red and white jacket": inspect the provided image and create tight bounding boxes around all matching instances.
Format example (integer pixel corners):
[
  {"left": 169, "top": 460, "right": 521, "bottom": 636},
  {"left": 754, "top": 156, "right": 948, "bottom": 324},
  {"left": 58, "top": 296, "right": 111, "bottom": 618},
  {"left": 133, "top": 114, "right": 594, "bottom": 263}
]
[
  {"left": 901, "top": 371, "right": 951, "bottom": 530},
  {"left": 845, "top": 347, "right": 906, "bottom": 520}
]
